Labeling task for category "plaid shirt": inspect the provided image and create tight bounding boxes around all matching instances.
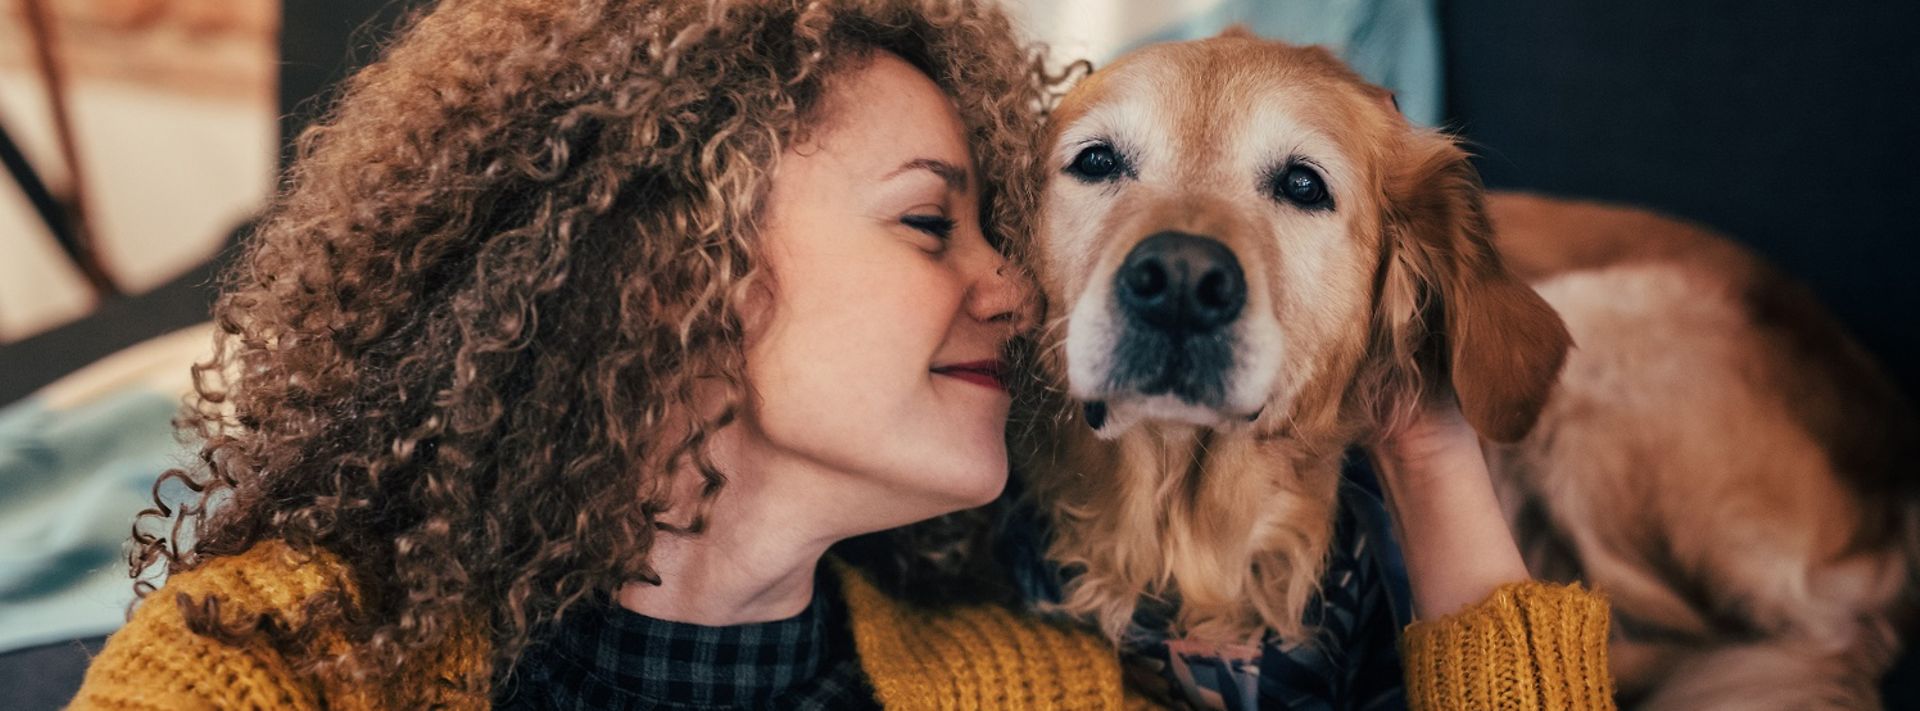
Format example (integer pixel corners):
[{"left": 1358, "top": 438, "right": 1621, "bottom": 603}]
[
  {"left": 1001, "top": 452, "right": 1412, "bottom": 711},
  {"left": 495, "top": 571, "right": 878, "bottom": 710}
]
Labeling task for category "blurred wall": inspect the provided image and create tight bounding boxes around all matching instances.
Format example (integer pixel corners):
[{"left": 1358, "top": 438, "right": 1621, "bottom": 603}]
[{"left": 0, "top": 0, "right": 276, "bottom": 342}]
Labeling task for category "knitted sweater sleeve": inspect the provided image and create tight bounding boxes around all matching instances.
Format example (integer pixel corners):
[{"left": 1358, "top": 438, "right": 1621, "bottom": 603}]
[
  {"left": 67, "top": 597, "right": 323, "bottom": 711},
  {"left": 1400, "top": 580, "right": 1616, "bottom": 710},
  {"left": 67, "top": 547, "right": 332, "bottom": 710}
]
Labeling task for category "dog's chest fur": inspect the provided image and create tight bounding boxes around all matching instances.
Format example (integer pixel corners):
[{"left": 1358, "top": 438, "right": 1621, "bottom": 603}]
[{"left": 1025, "top": 420, "right": 1348, "bottom": 644}]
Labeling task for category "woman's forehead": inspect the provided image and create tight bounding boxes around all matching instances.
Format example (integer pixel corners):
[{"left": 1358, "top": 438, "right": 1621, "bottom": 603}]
[{"left": 802, "top": 52, "right": 975, "bottom": 180}]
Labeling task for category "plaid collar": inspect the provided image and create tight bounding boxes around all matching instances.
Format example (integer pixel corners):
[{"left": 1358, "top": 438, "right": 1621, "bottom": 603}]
[{"left": 498, "top": 568, "right": 877, "bottom": 710}]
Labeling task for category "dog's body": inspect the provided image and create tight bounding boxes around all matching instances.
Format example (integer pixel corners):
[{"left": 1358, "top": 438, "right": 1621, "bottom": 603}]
[
  {"left": 1019, "top": 31, "right": 1917, "bottom": 709},
  {"left": 1485, "top": 194, "right": 1919, "bottom": 708}
]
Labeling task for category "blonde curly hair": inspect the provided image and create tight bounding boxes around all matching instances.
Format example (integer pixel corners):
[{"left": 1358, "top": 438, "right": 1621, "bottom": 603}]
[{"left": 133, "top": 0, "right": 1069, "bottom": 684}]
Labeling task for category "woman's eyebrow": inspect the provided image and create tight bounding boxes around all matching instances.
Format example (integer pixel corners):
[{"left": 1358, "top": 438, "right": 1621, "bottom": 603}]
[{"left": 885, "top": 157, "right": 970, "bottom": 192}]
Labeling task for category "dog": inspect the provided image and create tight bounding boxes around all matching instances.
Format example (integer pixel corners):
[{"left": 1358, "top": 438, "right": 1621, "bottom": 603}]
[{"left": 1015, "top": 29, "right": 1918, "bottom": 709}]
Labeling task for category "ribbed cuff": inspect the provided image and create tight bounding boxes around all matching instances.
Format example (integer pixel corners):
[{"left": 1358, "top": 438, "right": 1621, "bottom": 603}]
[{"left": 1401, "top": 580, "right": 1616, "bottom": 710}]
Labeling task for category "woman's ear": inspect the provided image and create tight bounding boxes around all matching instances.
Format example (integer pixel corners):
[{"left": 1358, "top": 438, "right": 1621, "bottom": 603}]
[{"left": 1379, "top": 132, "right": 1571, "bottom": 443}]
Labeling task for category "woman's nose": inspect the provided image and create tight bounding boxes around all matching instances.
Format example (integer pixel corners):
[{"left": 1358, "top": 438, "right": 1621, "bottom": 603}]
[{"left": 968, "top": 249, "right": 1037, "bottom": 335}]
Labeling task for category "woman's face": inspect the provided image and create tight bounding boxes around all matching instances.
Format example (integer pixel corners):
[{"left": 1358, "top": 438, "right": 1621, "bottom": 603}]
[{"left": 731, "top": 52, "right": 1032, "bottom": 532}]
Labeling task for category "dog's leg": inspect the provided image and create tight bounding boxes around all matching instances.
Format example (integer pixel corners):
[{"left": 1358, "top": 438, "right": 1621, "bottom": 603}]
[{"left": 1631, "top": 640, "right": 1886, "bottom": 711}]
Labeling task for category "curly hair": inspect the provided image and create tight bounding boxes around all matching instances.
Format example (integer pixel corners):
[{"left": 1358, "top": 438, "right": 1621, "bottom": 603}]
[{"left": 131, "top": 0, "right": 1069, "bottom": 685}]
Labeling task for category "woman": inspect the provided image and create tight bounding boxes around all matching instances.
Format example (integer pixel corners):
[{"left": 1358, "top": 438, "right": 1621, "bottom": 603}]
[
  {"left": 71, "top": 0, "right": 1610, "bottom": 709},
  {"left": 75, "top": 0, "right": 1112, "bottom": 707}
]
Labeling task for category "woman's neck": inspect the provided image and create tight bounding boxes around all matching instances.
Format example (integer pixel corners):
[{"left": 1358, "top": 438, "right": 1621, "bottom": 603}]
[
  {"left": 615, "top": 527, "right": 830, "bottom": 625},
  {"left": 613, "top": 417, "right": 957, "bottom": 625},
  {"left": 614, "top": 439, "right": 845, "bottom": 626}
]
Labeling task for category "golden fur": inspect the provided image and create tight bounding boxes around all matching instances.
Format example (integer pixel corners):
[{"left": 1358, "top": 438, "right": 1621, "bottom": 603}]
[
  {"left": 1486, "top": 194, "right": 1919, "bottom": 709},
  {"left": 1015, "top": 34, "right": 1566, "bottom": 645},
  {"left": 1019, "top": 31, "right": 1917, "bottom": 709}
]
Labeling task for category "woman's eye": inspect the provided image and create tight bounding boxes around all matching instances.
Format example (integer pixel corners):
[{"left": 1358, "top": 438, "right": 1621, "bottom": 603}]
[
  {"left": 1272, "top": 164, "right": 1333, "bottom": 210},
  {"left": 1065, "top": 143, "right": 1126, "bottom": 182},
  {"left": 902, "top": 214, "right": 956, "bottom": 241}
]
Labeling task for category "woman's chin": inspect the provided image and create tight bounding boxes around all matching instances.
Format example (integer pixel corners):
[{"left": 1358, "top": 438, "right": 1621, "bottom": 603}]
[
  {"left": 931, "top": 457, "right": 1011, "bottom": 510},
  {"left": 952, "top": 463, "right": 1013, "bottom": 507}
]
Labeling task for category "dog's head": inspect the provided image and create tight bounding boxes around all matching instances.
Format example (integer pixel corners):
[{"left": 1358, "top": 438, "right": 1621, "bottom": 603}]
[{"left": 1034, "top": 33, "right": 1569, "bottom": 443}]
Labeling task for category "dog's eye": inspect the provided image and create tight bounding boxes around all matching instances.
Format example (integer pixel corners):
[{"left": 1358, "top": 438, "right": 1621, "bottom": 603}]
[
  {"left": 1272, "top": 164, "right": 1333, "bottom": 210},
  {"left": 1066, "top": 144, "right": 1126, "bottom": 182}
]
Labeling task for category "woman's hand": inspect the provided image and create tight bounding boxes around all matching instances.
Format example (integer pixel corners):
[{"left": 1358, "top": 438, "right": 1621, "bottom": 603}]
[{"left": 1370, "top": 397, "right": 1532, "bottom": 620}]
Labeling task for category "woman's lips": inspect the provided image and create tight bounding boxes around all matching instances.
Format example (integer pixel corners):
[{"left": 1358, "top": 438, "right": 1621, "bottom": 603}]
[{"left": 932, "top": 360, "right": 1005, "bottom": 391}]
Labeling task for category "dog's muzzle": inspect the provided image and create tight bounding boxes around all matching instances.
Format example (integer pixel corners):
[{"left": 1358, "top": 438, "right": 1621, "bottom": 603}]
[{"left": 1105, "top": 231, "right": 1246, "bottom": 406}]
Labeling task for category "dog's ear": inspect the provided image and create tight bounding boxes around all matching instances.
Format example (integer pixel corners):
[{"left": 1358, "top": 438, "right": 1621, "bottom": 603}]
[{"left": 1377, "top": 133, "right": 1571, "bottom": 442}]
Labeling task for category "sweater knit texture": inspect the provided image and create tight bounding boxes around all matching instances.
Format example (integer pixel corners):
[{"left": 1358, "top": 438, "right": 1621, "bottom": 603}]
[
  {"left": 1401, "top": 580, "right": 1617, "bottom": 710},
  {"left": 70, "top": 542, "right": 1614, "bottom": 709}
]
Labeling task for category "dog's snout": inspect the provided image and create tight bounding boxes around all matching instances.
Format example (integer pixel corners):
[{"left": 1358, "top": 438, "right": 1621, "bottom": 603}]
[{"left": 1116, "top": 231, "right": 1245, "bottom": 332}]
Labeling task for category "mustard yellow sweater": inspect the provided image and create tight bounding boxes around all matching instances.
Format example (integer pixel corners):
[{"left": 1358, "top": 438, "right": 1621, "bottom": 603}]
[{"left": 70, "top": 542, "right": 1614, "bottom": 709}]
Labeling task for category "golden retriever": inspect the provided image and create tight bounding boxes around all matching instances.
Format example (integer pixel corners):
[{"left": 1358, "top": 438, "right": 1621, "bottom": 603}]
[{"left": 1015, "top": 29, "right": 1918, "bottom": 709}]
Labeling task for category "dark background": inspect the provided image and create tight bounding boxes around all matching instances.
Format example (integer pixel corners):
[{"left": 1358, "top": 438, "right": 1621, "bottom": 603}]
[{"left": 1442, "top": 0, "right": 1920, "bottom": 403}]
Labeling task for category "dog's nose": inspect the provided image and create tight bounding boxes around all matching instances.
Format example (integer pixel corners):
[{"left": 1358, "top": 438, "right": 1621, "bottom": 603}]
[{"left": 1115, "top": 231, "right": 1245, "bottom": 333}]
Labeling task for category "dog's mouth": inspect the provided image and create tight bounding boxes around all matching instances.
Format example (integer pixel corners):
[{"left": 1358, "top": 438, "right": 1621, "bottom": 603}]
[
  {"left": 1105, "top": 324, "right": 1235, "bottom": 405},
  {"left": 1078, "top": 332, "right": 1264, "bottom": 435},
  {"left": 1080, "top": 395, "right": 1262, "bottom": 432}
]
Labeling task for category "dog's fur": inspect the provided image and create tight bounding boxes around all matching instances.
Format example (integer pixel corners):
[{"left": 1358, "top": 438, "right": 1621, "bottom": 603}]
[
  {"left": 1486, "top": 195, "right": 1920, "bottom": 708},
  {"left": 1018, "top": 30, "right": 1919, "bottom": 708},
  {"left": 1017, "top": 32, "right": 1569, "bottom": 645}
]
